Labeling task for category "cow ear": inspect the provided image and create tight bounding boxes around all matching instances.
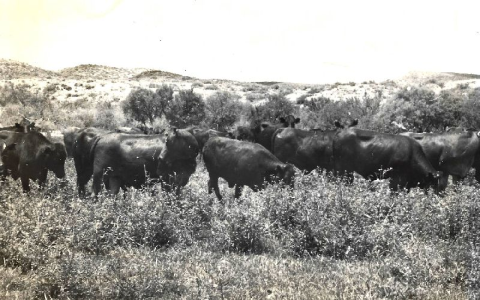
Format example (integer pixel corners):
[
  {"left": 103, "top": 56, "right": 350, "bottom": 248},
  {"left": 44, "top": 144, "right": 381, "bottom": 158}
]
[
  {"left": 334, "top": 120, "right": 343, "bottom": 129},
  {"left": 279, "top": 117, "right": 286, "bottom": 123},
  {"left": 261, "top": 123, "right": 269, "bottom": 129},
  {"left": 172, "top": 128, "right": 178, "bottom": 136},
  {"left": 294, "top": 118, "right": 300, "bottom": 123}
]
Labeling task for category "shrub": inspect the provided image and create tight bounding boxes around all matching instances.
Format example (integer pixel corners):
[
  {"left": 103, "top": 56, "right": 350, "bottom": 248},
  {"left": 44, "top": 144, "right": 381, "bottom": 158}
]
[
  {"left": 205, "top": 91, "right": 246, "bottom": 131},
  {"left": 461, "top": 87, "right": 480, "bottom": 129},
  {"left": 254, "top": 93, "right": 296, "bottom": 124},
  {"left": 374, "top": 86, "right": 442, "bottom": 132},
  {"left": 94, "top": 102, "right": 126, "bottom": 130},
  {"left": 191, "top": 81, "right": 204, "bottom": 88},
  {"left": 165, "top": 89, "right": 206, "bottom": 127},
  {"left": 245, "top": 92, "right": 264, "bottom": 102},
  {"left": 308, "top": 86, "right": 324, "bottom": 94},
  {"left": 0, "top": 83, "right": 53, "bottom": 121},
  {"left": 204, "top": 84, "right": 219, "bottom": 90},
  {"left": 122, "top": 85, "right": 172, "bottom": 126}
]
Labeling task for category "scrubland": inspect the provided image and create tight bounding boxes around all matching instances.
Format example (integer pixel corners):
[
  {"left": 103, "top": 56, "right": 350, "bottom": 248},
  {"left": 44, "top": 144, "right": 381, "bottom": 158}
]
[
  {"left": 2, "top": 59, "right": 480, "bottom": 298},
  {"left": 1, "top": 160, "right": 479, "bottom": 299}
]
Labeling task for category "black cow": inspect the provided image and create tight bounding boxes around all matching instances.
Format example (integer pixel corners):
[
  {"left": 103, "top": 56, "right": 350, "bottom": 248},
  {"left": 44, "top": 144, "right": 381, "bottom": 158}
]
[
  {"left": 203, "top": 137, "right": 295, "bottom": 200},
  {"left": 91, "top": 129, "right": 199, "bottom": 195},
  {"left": 62, "top": 127, "right": 81, "bottom": 157},
  {"left": 401, "top": 131, "right": 480, "bottom": 190},
  {"left": 232, "top": 115, "right": 301, "bottom": 151},
  {"left": 1, "top": 131, "right": 67, "bottom": 192},
  {"left": 72, "top": 127, "right": 109, "bottom": 196},
  {"left": 272, "top": 128, "right": 337, "bottom": 173},
  {"left": 186, "top": 126, "right": 233, "bottom": 152},
  {"left": 333, "top": 127, "right": 441, "bottom": 191},
  {"left": 446, "top": 127, "right": 480, "bottom": 184}
]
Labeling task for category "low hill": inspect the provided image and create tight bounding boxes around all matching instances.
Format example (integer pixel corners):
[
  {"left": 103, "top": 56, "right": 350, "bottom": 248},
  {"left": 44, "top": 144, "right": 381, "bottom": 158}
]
[
  {"left": 0, "top": 59, "right": 58, "bottom": 80},
  {"left": 133, "top": 69, "right": 186, "bottom": 80},
  {"left": 59, "top": 64, "right": 150, "bottom": 80}
]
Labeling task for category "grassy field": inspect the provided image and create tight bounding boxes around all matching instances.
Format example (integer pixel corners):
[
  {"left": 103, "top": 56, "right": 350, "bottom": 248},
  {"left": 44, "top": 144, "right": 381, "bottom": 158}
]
[
  {"left": 1, "top": 59, "right": 480, "bottom": 299},
  {"left": 1, "top": 159, "right": 479, "bottom": 299}
]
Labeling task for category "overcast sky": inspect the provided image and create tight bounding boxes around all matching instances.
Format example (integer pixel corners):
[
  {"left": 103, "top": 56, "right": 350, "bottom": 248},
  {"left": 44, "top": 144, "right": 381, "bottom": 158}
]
[{"left": 1, "top": 0, "right": 479, "bottom": 83}]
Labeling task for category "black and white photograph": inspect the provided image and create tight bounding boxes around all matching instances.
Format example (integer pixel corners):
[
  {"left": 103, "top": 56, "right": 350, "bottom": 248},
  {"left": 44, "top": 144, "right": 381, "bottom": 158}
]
[{"left": 1, "top": 0, "right": 480, "bottom": 298}]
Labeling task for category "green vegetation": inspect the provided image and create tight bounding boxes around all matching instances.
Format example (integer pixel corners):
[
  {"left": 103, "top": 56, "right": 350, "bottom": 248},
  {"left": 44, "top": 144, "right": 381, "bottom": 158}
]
[
  {"left": 0, "top": 161, "right": 478, "bottom": 298},
  {"left": 3, "top": 75, "right": 480, "bottom": 298}
]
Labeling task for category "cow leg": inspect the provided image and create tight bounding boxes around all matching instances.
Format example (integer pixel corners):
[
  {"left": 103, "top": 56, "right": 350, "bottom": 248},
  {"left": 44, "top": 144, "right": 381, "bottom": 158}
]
[
  {"left": 475, "top": 169, "right": 480, "bottom": 185},
  {"left": 76, "top": 165, "right": 93, "bottom": 197},
  {"left": 20, "top": 176, "right": 30, "bottom": 193},
  {"left": 37, "top": 170, "right": 48, "bottom": 189},
  {"left": 438, "top": 173, "right": 449, "bottom": 192},
  {"left": 92, "top": 170, "right": 103, "bottom": 196},
  {"left": 208, "top": 176, "right": 222, "bottom": 200},
  {"left": 108, "top": 177, "right": 122, "bottom": 196},
  {"left": 452, "top": 175, "right": 463, "bottom": 186},
  {"left": 234, "top": 185, "right": 243, "bottom": 199}
]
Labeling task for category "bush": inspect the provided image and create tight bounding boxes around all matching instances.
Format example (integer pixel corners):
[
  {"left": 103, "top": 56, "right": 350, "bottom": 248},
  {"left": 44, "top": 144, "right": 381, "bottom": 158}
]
[
  {"left": 165, "top": 89, "right": 206, "bottom": 127},
  {"left": 204, "top": 84, "right": 219, "bottom": 90},
  {"left": 205, "top": 91, "right": 247, "bottom": 131},
  {"left": 245, "top": 92, "right": 264, "bottom": 102},
  {"left": 374, "top": 86, "right": 442, "bottom": 132},
  {"left": 122, "top": 85, "right": 173, "bottom": 126},
  {"left": 254, "top": 93, "right": 296, "bottom": 124},
  {"left": 0, "top": 83, "right": 53, "bottom": 121},
  {"left": 94, "top": 102, "right": 126, "bottom": 130},
  {"left": 298, "top": 95, "right": 381, "bottom": 130},
  {"left": 461, "top": 88, "right": 480, "bottom": 129},
  {"left": 191, "top": 81, "right": 204, "bottom": 88}
]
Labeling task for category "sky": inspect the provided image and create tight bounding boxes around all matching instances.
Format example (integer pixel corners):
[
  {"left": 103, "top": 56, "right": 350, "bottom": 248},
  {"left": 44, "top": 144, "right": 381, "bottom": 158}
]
[{"left": 1, "top": 0, "right": 480, "bottom": 84}]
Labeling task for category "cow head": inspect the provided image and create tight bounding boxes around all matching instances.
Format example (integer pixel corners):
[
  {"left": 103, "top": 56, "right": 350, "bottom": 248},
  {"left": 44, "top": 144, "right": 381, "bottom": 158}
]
[
  {"left": 275, "top": 164, "right": 296, "bottom": 187},
  {"left": 158, "top": 128, "right": 199, "bottom": 193},
  {"left": 158, "top": 159, "right": 197, "bottom": 195},
  {"left": 44, "top": 143, "right": 67, "bottom": 179},
  {"left": 278, "top": 115, "right": 300, "bottom": 128},
  {"left": 232, "top": 126, "right": 256, "bottom": 142},
  {"left": 1, "top": 143, "right": 19, "bottom": 177},
  {"left": 160, "top": 128, "right": 199, "bottom": 162}
]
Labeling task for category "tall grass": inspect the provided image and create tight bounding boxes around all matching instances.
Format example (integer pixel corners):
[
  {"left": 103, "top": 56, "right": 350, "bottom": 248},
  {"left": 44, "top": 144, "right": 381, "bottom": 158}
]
[{"left": 0, "top": 160, "right": 479, "bottom": 298}]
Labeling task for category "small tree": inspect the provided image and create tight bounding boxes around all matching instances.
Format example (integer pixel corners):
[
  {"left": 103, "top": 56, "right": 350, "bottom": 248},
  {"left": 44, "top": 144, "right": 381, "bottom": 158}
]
[
  {"left": 461, "top": 88, "right": 480, "bottom": 129},
  {"left": 165, "top": 89, "right": 206, "bottom": 128},
  {"left": 374, "top": 86, "right": 442, "bottom": 132},
  {"left": 94, "top": 101, "right": 126, "bottom": 130},
  {"left": 205, "top": 91, "right": 245, "bottom": 130},
  {"left": 122, "top": 85, "right": 172, "bottom": 126},
  {"left": 255, "top": 93, "right": 296, "bottom": 125}
]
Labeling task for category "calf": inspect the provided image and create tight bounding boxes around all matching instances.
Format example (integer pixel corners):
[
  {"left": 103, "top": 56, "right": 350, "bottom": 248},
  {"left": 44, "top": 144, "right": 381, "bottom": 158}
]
[{"left": 203, "top": 137, "right": 295, "bottom": 200}]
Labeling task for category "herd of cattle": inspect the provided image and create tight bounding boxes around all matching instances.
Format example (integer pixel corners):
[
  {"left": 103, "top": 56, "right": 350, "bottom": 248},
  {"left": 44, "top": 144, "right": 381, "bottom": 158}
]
[{"left": 1, "top": 115, "right": 480, "bottom": 199}]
